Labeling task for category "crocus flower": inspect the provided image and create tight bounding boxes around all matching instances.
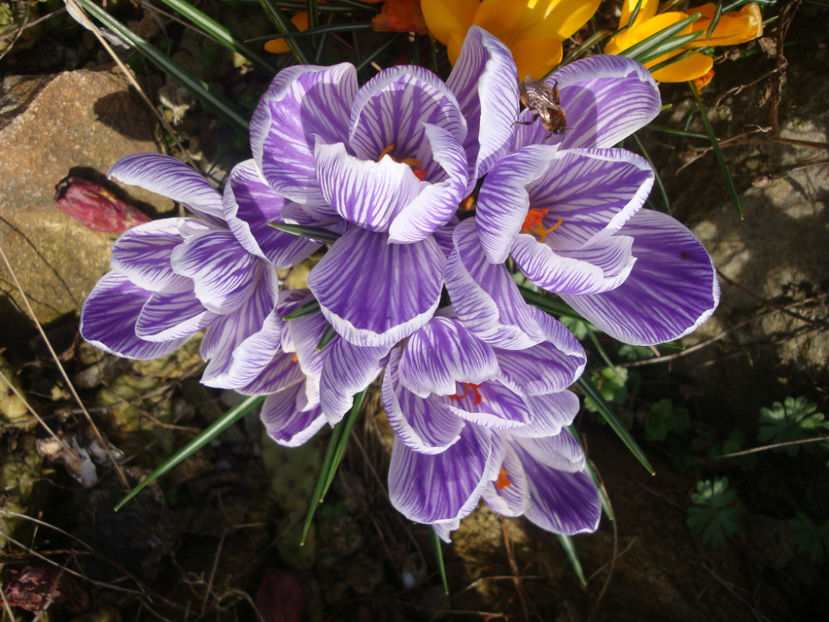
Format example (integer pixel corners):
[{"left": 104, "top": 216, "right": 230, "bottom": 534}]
[
  {"left": 420, "top": 0, "right": 600, "bottom": 79},
  {"left": 246, "top": 27, "right": 517, "bottom": 349},
  {"left": 604, "top": 1, "right": 764, "bottom": 83},
  {"left": 464, "top": 55, "right": 719, "bottom": 345},
  {"left": 382, "top": 309, "right": 599, "bottom": 538},
  {"left": 80, "top": 154, "right": 321, "bottom": 385}
]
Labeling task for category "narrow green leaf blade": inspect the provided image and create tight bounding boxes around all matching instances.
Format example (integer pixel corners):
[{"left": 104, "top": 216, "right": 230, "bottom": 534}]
[
  {"left": 259, "top": 0, "right": 312, "bottom": 63},
  {"left": 283, "top": 299, "right": 321, "bottom": 320},
  {"left": 267, "top": 222, "right": 341, "bottom": 242},
  {"left": 689, "top": 82, "right": 744, "bottom": 219},
  {"left": 73, "top": 0, "right": 249, "bottom": 132},
  {"left": 618, "top": 13, "right": 703, "bottom": 63},
  {"left": 431, "top": 528, "right": 449, "bottom": 594},
  {"left": 557, "top": 535, "right": 587, "bottom": 586},
  {"left": 114, "top": 395, "right": 264, "bottom": 510},
  {"left": 577, "top": 376, "right": 655, "bottom": 475}
]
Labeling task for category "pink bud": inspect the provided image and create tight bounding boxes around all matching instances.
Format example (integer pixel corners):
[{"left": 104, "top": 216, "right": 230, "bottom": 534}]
[{"left": 55, "top": 176, "right": 151, "bottom": 233}]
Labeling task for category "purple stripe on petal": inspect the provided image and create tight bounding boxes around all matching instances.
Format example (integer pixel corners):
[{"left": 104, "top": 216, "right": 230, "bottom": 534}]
[
  {"left": 309, "top": 229, "right": 445, "bottom": 348},
  {"left": 282, "top": 302, "right": 328, "bottom": 378},
  {"left": 208, "top": 309, "right": 283, "bottom": 389},
  {"left": 511, "top": 232, "right": 635, "bottom": 295},
  {"left": 135, "top": 282, "right": 216, "bottom": 342},
  {"left": 315, "top": 141, "right": 421, "bottom": 232},
  {"left": 388, "top": 123, "right": 469, "bottom": 243},
  {"left": 431, "top": 519, "right": 460, "bottom": 543},
  {"left": 251, "top": 63, "right": 357, "bottom": 203},
  {"left": 80, "top": 272, "right": 188, "bottom": 359},
  {"left": 476, "top": 144, "right": 559, "bottom": 263},
  {"left": 383, "top": 348, "right": 464, "bottom": 454},
  {"left": 348, "top": 65, "right": 466, "bottom": 164},
  {"left": 514, "top": 390, "right": 581, "bottom": 438},
  {"left": 398, "top": 317, "right": 498, "bottom": 398},
  {"left": 482, "top": 442, "right": 529, "bottom": 518},
  {"left": 235, "top": 352, "right": 306, "bottom": 396},
  {"left": 110, "top": 218, "right": 189, "bottom": 291},
  {"left": 442, "top": 381, "right": 533, "bottom": 430},
  {"left": 562, "top": 209, "right": 720, "bottom": 345},
  {"left": 108, "top": 153, "right": 224, "bottom": 223},
  {"left": 261, "top": 384, "right": 326, "bottom": 448},
  {"left": 527, "top": 148, "right": 654, "bottom": 248},
  {"left": 224, "top": 159, "right": 321, "bottom": 267},
  {"left": 496, "top": 340, "right": 585, "bottom": 396},
  {"left": 513, "top": 429, "right": 585, "bottom": 472},
  {"left": 319, "top": 338, "right": 389, "bottom": 424},
  {"left": 389, "top": 425, "right": 491, "bottom": 523},
  {"left": 445, "top": 219, "right": 545, "bottom": 349},
  {"left": 447, "top": 26, "right": 519, "bottom": 180},
  {"left": 547, "top": 55, "right": 660, "bottom": 150},
  {"left": 171, "top": 230, "right": 262, "bottom": 314},
  {"left": 523, "top": 464, "right": 602, "bottom": 535}
]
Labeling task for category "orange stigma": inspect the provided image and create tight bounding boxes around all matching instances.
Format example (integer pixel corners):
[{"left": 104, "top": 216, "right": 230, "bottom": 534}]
[
  {"left": 495, "top": 467, "right": 512, "bottom": 491},
  {"left": 290, "top": 353, "right": 298, "bottom": 363},
  {"left": 459, "top": 195, "right": 476, "bottom": 211},
  {"left": 448, "top": 382, "right": 483, "bottom": 405},
  {"left": 521, "top": 208, "right": 562, "bottom": 243}
]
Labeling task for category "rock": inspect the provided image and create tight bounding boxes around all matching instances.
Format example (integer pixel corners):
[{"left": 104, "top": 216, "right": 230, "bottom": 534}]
[{"left": 0, "top": 68, "right": 171, "bottom": 327}]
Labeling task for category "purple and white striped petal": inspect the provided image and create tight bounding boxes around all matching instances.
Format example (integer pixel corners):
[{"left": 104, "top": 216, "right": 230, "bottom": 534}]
[
  {"left": 388, "top": 123, "right": 469, "bottom": 243},
  {"left": 261, "top": 384, "right": 326, "bottom": 448},
  {"left": 135, "top": 282, "right": 216, "bottom": 342},
  {"left": 315, "top": 141, "right": 422, "bottom": 232},
  {"left": 308, "top": 228, "right": 445, "bottom": 348},
  {"left": 523, "top": 463, "right": 601, "bottom": 535},
  {"left": 441, "top": 381, "right": 533, "bottom": 430},
  {"left": 514, "top": 55, "right": 660, "bottom": 151},
  {"left": 110, "top": 218, "right": 189, "bottom": 291},
  {"left": 80, "top": 272, "right": 188, "bottom": 359},
  {"left": 398, "top": 316, "right": 499, "bottom": 398},
  {"left": 319, "top": 338, "right": 389, "bottom": 424},
  {"left": 514, "top": 430, "right": 585, "bottom": 472},
  {"left": 383, "top": 348, "right": 464, "bottom": 454},
  {"left": 281, "top": 299, "right": 328, "bottom": 379},
  {"left": 389, "top": 425, "right": 492, "bottom": 524},
  {"left": 562, "top": 209, "right": 720, "bottom": 345},
  {"left": 496, "top": 340, "right": 585, "bottom": 397},
  {"left": 200, "top": 266, "right": 279, "bottom": 385},
  {"left": 515, "top": 390, "right": 581, "bottom": 438},
  {"left": 108, "top": 154, "right": 224, "bottom": 223},
  {"left": 348, "top": 65, "right": 466, "bottom": 165},
  {"left": 223, "top": 159, "right": 321, "bottom": 267},
  {"left": 171, "top": 230, "right": 262, "bottom": 314},
  {"left": 445, "top": 219, "right": 545, "bottom": 349},
  {"left": 475, "top": 144, "right": 560, "bottom": 263},
  {"left": 511, "top": 232, "right": 635, "bottom": 295},
  {"left": 482, "top": 442, "right": 529, "bottom": 518},
  {"left": 207, "top": 309, "right": 283, "bottom": 389},
  {"left": 526, "top": 148, "right": 654, "bottom": 249},
  {"left": 447, "top": 26, "right": 519, "bottom": 180},
  {"left": 235, "top": 352, "right": 306, "bottom": 396},
  {"left": 251, "top": 63, "right": 357, "bottom": 203}
]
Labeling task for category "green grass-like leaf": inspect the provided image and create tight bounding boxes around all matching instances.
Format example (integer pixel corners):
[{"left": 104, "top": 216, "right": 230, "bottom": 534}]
[
  {"left": 516, "top": 285, "right": 592, "bottom": 322},
  {"left": 73, "top": 0, "right": 250, "bottom": 132},
  {"left": 689, "top": 82, "right": 744, "bottom": 219},
  {"left": 114, "top": 395, "right": 264, "bottom": 511},
  {"left": 687, "top": 477, "right": 740, "bottom": 547},
  {"left": 300, "top": 388, "right": 367, "bottom": 545},
  {"left": 267, "top": 222, "right": 341, "bottom": 242},
  {"left": 259, "top": 0, "right": 312, "bottom": 63},
  {"left": 577, "top": 376, "right": 654, "bottom": 475},
  {"left": 431, "top": 528, "right": 450, "bottom": 594},
  {"left": 282, "top": 299, "right": 321, "bottom": 320},
  {"left": 557, "top": 535, "right": 587, "bottom": 585},
  {"left": 618, "top": 13, "right": 703, "bottom": 63}
]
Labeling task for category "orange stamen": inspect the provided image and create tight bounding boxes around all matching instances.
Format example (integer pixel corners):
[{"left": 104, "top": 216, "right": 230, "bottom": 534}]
[
  {"left": 459, "top": 195, "right": 476, "bottom": 211},
  {"left": 378, "top": 144, "right": 395, "bottom": 159},
  {"left": 290, "top": 354, "right": 298, "bottom": 363},
  {"left": 495, "top": 467, "right": 512, "bottom": 491},
  {"left": 448, "top": 382, "right": 483, "bottom": 405},
  {"left": 521, "top": 208, "right": 562, "bottom": 243}
]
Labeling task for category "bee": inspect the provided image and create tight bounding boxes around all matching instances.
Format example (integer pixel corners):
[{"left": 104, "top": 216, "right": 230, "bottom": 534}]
[{"left": 517, "top": 77, "right": 567, "bottom": 136}]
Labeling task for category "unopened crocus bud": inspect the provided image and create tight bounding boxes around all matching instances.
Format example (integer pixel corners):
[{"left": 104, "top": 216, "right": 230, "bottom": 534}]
[{"left": 55, "top": 176, "right": 151, "bottom": 233}]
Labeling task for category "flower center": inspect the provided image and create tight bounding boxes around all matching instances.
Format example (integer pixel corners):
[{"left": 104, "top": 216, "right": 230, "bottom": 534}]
[
  {"left": 448, "top": 382, "right": 482, "bottom": 405},
  {"left": 378, "top": 144, "right": 426, "bottom": 181},
  {"left": 495, "top": 467, "right": 512, "bottom": 491},
  {"left": 521, "top": 208, "right": 562, "bottom": 243}
]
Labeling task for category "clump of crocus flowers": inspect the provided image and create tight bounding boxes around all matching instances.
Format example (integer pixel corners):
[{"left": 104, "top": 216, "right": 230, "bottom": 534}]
[{"left": 82, "top": 28, "right": 719, "bottom": 542}]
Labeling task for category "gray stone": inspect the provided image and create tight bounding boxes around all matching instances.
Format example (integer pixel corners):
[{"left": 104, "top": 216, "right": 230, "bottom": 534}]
[{"left": 0, "top": 68, "right": 172, "bottom": 325}]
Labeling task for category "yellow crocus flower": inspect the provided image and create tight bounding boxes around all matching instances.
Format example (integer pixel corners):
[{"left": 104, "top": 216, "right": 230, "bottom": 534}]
[
  {"left": 605, "top": 1, "right": 764, "bottom": 83},
  {"left": 420, "top": 0, "right": 601, "bottom": 80}
]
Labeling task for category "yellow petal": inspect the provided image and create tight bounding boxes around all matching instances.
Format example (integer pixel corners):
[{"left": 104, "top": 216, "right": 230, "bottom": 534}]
[
  {"left": 510, "top": 36, "right": 563, "bottom": 80},
  {"left": 264, "top": 12, "right": 310, "bottom": 55},
  {"left": 421, "top": 0, "right": 480, "bottom": 44},
  {"left": 473, "top": 0, "right": 527, "bottom": 46},
  {"left": 651, "top": 52, "right": 713, "bottom": 82},
  {"left": 474, "top": 0, "right": 599, "bottom": 43},
  {"left": 691, "top": 2, "right": 763, "bottom": 47},
  {"left": 619, "top": 0, "right": 658, "bottom": 28},
  {"left": 446, "top": 31, "right": 466, "bottom": 65},
  {"left": 523, "top": 0, "right": 602, "bottom": 40}
]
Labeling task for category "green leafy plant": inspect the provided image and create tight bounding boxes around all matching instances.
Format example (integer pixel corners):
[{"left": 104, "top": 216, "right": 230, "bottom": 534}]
[
  {"left": 583, "top": 365, "right": 630, "bottom": 413},
  {"left": 790, "top": 513, "right": 829, "bottom": 564},
  {"left": 687, "top": 476, "right": 741, "bottom": 547},
  {"left": 758, "top": 396, "right": 829, "bottom": 456},
  {"left": 645, "top": 398, "right": 688, "bottom": 442}
]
